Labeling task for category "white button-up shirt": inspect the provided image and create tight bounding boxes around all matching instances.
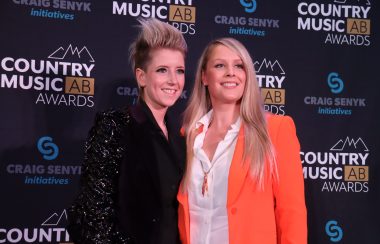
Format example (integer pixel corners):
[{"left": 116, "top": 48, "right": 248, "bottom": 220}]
[{"left": 188, "top": 110, "right": 241, "bottom": 244}]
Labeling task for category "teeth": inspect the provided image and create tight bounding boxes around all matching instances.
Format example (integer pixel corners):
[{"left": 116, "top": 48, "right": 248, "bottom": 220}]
[
  {"left": 221, "top": 82, "right": 238, "bottom": 87},
  {"left": 162, "top": 89, "right": 176, "bottom": 94}
]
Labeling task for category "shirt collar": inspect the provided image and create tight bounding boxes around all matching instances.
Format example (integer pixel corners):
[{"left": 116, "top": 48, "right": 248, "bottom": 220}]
[
  {"left": 195, "top": 109, "right": 242, "bottom": 133},
  {"left": 196, "top": 109, "right": 213, "bottom": 129},
  {"left": 230, "top": 117, "right": 241, "bottom": 133}
]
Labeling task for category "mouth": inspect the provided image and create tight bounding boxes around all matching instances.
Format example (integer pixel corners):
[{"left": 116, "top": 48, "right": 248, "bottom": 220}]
[
  {"left": 221, "top": 82, "right": 239, "bottom": 87},
  {"left": 162, "top": 88, "right": 177, "bottom": 95}
]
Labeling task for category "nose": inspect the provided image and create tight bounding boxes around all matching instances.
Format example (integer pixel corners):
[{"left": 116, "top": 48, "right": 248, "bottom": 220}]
[
  {"left": 168, "top": 70, "right": 178, "bottom": 85},
  {"left": 226, "top": 65, "right": 235, "bottom": 77}
]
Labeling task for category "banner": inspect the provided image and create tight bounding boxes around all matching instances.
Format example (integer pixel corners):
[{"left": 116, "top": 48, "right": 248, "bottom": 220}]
[{"left": 1, "top": 0, "right": 379, "bottom": 243}]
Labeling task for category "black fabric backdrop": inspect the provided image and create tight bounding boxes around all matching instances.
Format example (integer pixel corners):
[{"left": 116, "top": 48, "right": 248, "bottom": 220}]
[{"left": 0, "top": 0, "right": 379, "bottom": 243}]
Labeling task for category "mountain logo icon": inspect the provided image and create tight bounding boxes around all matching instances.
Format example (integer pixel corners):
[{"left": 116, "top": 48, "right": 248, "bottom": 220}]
[
  {"left": 48, "top": 44, "right": 95, "bottom": 62},
  {"left": 41, "top": 209, "right": 68, "bottom": 226},
  {"left": 254, "top": 58, "right": 285, "bottom": 75},
  {"left": 333, "top": 0, "right": 370, "bottom": 6},
  {"left": 330, "top": 137, "right": 369, "bottom": 152}
]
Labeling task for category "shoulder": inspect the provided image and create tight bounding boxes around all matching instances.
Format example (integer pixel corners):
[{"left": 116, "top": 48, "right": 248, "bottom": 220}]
[
  {"left": 81, "top": 108, "right": 132, "bottom": 179},
  {"left": 94, "top": 107, "right": 131, "bottom": 127},
  {"left": 266, "top": 113, "right": 295, "bottom": 129},
  {"left": 85, "top": 107, "right": 133, "bottom": 154},
  {"left": 266, "top": 113, "right": 297, "bottom": 142},
  {"left": 91, "top": 107, "right": 131, "bottom": 133}
]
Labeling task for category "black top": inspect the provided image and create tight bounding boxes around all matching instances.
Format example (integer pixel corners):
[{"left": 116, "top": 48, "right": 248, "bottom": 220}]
[{"left": 67, "top": 101, "right": 185, "bottom": 244}]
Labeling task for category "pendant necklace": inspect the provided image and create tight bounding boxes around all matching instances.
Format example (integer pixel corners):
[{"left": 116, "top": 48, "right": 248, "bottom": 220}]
[{"left": 199, "top": 160, "right": 216, "bottom": 197}]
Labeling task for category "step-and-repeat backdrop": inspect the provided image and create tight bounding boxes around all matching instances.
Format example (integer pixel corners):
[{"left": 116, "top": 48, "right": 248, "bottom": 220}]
[{"left": 0, "top": 0, "right": 379, "bottom": 243}]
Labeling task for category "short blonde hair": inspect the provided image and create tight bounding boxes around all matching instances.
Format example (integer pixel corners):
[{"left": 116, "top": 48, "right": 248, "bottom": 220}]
[{"left": 129, "top": 18, "right": 187, "bottom": 72}]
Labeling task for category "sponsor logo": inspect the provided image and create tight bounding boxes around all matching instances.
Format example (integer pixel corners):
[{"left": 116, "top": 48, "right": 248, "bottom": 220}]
[
  {"left": 0, "top": 209, "right": 73, "bottom": 243},
  {"left": 325, "top": 220, "right": 343, "bottom": 242},
  {"left": 303, "top": 72, "right": 366, "bottom": 116},
  {"left": 13, "top": 0, "right": 92, "bottom": 21},
  {"left": 37, "top": 136, "right": 59, "bottom": 161},
  {"left": 327, "top": 72, "right": 344, "bottom": 94},
  {"left": 5, "top": 136, "right": 82, "bottom": 185},
  {"left": 1, "top": 44, "right": 95, "bottom": 108},
  {"left": 116, "top": 84, "right": 188, "bottom": 104},
  {"left": 255, "top": 58, "right": 286, "bottom": 115},
  {"left": 112, "top": 0, "right": 196, "bottom": 35},
  {"left": 302, "top": 137, "right": 370, "bottom": 193},
  {"left": 297, "top": 0, "right": 372, "bottom": 46},
  {"left": 240, "top": 0, "right": 257, "bottom": 13},
  {"left": 214, "top": 0, "right": 279, "bottom": 38}
]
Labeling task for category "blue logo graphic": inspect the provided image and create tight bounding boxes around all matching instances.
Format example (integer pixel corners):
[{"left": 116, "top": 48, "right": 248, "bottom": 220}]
[
  {"left": 325, "top": 220, "right": 343, "bottom": 242},
  {"left": 327, "top": 72, "right": 344, "bottom": 94},
  {"left": 240, "top": 0, "right": 257, "bottom": 13},
  {"left": 37, "top": 136, "right": 59, "bottom": 160}
]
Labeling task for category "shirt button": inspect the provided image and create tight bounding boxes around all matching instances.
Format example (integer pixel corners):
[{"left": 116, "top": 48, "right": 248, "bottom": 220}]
[{"left": 231, "top": 207, "right": 237, "bottom": 215}]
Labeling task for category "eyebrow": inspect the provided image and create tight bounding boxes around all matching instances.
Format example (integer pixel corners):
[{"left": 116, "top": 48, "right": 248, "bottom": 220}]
[
  {"left": 211, "top": 58, "right": 243, "bottom": 62},
  {"left": 155, "top": 65, "right": 185, "bottom": 69}
]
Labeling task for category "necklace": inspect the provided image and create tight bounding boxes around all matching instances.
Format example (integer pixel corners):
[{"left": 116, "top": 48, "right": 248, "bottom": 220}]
[{"left": 199, "top": 160, "right": 217, "bottom": 197}]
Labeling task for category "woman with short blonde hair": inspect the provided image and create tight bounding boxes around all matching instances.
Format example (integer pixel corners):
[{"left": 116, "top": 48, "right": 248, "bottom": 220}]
[{"left": 68, "top": 18, "right": 187, "bottom": 244}]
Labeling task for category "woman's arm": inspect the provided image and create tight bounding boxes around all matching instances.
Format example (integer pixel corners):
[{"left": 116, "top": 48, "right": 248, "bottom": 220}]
[
  {"left": 67, "top": 110, "right": 134, "bottom": 244},
  {"left": 272, "top": 116, "right": 307, "bottom": 244}
]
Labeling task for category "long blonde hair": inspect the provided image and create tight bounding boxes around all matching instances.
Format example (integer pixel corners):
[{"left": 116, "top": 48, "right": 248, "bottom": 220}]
[{"left": 182, "top": 38, "right": 276, "bottom": 191}]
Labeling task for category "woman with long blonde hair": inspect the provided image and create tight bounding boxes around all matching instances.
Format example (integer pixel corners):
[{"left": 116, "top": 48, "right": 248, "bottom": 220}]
[{"left": 178, "top": 38, "right": 307, "bottom": 244}]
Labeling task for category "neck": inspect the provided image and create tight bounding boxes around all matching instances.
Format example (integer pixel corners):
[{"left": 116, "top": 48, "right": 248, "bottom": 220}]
[
  {"left": 145, "top": 102, "right": 168, "bottom": 128},
  {"left": 210, "top": 103, "right": 240, "bottom": 129}
]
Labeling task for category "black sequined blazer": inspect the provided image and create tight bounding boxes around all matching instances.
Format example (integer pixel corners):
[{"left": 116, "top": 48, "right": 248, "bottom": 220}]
[{"left": 67, "top": 102, "right": 185, "bottom": 244}]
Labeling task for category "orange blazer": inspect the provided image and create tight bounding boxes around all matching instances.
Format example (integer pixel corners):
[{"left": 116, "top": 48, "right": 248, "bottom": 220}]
[{"left": 177, "top": 114, "right": 307, "bottom": 244}]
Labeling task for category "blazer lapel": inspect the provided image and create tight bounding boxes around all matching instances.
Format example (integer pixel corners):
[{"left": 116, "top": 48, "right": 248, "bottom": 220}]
[
  {"left": 167, "top": 115, "right": 185, "bottom": 173},
  {"left": 177, "top": 185, "right": 190, "bottom": 244},
  {"left": 130, "top": 104, "right": 161, "bottom": 200},
  {"left": 227, "top": 125, "right": 250, "bottom": 207}
]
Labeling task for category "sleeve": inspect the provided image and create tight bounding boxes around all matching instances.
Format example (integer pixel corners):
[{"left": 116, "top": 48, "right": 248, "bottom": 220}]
[
  {"left": 272, "top": 116, "right": 307, "bottom": 244},
  {"left": 66, "top": 111, "right": 134, "bottom": 244}
]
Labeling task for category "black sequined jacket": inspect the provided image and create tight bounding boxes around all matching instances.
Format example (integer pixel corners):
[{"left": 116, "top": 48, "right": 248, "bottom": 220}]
[{"left": 67, "top": 102, "right": 185, "bottom": 244}]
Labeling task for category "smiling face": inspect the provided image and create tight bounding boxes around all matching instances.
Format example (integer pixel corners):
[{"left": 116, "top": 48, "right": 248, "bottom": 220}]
[
  {"left": 202, "top": 44, "right": 246, "bottom": 107},
  {"left": 136, "top": 48, "right": 185, "bottom": 110}
]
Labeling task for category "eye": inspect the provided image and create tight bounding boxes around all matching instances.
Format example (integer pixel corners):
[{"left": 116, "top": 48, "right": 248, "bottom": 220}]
[
  {"left": 156, "top": 67, "right": 167, "bottom": 73},
  {"left": 176, "top": 68, "right": 185, "bottom": 74},
  {"left": 214, "top": 63, "right": 224, "bottom": 68},
  {"left": 235, "top": 63, "right": 244, "bottom": 69}
]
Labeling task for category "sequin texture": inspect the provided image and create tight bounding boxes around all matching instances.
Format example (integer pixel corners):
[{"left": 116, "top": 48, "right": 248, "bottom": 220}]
[{"left": 67, "top": 108, "right": 135, "bottom": 244}]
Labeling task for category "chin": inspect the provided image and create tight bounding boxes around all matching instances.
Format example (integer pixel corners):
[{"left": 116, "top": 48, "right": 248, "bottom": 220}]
[
  {"left": 169, "top": 96, "right": 181, "bottom": 103},
  {"left": 161, "top": 100, "right": 177, "bottom": 108},
  {"left": 221, "top": 96, "right": 242, "bottom": 103}
]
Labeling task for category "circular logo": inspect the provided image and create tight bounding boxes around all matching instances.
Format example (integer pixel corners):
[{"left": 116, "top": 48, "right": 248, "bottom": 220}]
[
  {"left": 325, "top": 220, "right": 343, "bottom": 242},
  {"left": 37, "top": 136, "right": 59, "bottom": 160},
  {"left": 240, "top": 0, "right": 257, "bottom": 13},
  {"left": 327, "top": 72, "right": 344, "bottom": 94}
]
